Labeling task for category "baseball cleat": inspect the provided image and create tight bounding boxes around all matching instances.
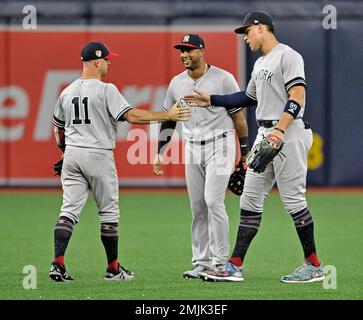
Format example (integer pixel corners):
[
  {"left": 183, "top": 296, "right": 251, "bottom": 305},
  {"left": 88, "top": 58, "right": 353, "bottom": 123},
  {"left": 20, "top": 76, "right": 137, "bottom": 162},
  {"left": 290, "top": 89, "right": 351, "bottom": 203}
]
[
  {"left": 49, "top": 262, "right": 74, "bottom": 282},
  {"left": 104, "top": 264, "right": 135, "bottom": 281},
  {"left": 280, "top": 262, "right": 324, "bottom": 283},
  {"left": 199, "top": 262, "right": 244, "bottom": 282},
  {"left": 183, "top": 265, "right": 208, "bottom": 279}
]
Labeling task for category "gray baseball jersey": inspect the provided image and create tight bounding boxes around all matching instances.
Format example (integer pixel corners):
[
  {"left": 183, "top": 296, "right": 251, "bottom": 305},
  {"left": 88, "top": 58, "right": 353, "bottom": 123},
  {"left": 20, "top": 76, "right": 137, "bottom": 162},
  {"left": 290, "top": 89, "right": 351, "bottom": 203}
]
[
  {"left": 52, "top": 79, "right": 132, "bottom": 224},
  {"left": 163, "top": 65, "right": 242, "bottom": 141},
  {"left": 52, "top": 79, "right": 132, "bottom": 150},
  {"left": 246, "top": 43, "right": 306, "bottom": 120},
  {"left": 241, "top": 43, "right": 312, "bottom": 216},
  {"left": 163, "top": 65, "right": 240, "bottom": 266}
]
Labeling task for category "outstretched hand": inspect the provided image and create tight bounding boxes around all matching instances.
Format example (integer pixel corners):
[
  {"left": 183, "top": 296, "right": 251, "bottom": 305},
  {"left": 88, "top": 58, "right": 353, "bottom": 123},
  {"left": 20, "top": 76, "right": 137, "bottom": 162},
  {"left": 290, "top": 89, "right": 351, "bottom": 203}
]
[
  {"left": 167, "top": 101, "right": 191, "bottom": 121},
  {"left": 183, "top": 89, "right": 211, "bottom": 107}
]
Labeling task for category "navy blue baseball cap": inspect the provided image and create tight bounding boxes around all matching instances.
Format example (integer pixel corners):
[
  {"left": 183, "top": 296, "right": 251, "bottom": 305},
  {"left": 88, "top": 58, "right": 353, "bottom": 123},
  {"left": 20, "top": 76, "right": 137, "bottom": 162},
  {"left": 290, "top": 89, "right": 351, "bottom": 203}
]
[
  {"left": 81, "top": 41, "right": 119, "bottom": 61},
  {"left": 234, "top": 11, "right": 274, "bottom": 34},
  {"left": 174, "top": 34, "right": 205, "bottom": 50}
]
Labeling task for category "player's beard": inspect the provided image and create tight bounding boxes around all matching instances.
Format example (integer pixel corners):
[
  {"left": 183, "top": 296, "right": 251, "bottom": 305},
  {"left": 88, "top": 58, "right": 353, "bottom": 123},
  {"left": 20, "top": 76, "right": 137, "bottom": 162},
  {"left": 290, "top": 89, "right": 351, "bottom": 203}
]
[{"left": 183, "top": 58, "right": 200, "bottom": 71}]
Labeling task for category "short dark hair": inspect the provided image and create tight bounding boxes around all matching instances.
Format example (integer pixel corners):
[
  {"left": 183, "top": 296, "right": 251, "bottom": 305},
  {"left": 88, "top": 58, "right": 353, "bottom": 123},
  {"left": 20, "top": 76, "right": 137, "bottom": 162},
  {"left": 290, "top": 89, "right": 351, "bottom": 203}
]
[{"left": 267, "top": 25, "right": 275, "bottom": 34}]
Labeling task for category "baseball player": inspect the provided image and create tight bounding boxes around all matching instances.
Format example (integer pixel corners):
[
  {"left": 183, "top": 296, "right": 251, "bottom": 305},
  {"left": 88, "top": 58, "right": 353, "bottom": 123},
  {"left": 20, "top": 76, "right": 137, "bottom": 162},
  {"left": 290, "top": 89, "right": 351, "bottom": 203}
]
[
  {"left": 152, "top": 34, "right": 249, "bottom": 279},
  {"left": 184, "top": 11, "right": 324, "bottom": 283},
  {"left": 49, "top": 41, "right": 190, "bottom": 282}
]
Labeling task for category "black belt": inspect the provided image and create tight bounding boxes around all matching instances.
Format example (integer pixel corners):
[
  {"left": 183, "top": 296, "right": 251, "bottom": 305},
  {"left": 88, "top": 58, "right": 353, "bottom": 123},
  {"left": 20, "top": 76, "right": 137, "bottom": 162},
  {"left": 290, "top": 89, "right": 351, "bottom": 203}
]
[
  {"left": 257, "top": 118, "right": 310, "bottom": 129},
  {"left": 257, "top": 120, "right": 279, "bottom": 128},
  {"left": 189, "top": 132, "right": 227, "bottom": 145},
  {"left": 257, "top": 118, "right": 306, "bottom": 128}
]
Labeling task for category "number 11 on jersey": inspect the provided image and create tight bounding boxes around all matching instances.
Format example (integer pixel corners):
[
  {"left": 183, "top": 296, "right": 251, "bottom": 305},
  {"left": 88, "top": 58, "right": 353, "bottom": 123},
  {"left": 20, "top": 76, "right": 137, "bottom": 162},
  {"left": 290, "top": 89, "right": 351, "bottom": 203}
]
[{"left": 72, "top": 96, "right": 91, "bottom": 124}]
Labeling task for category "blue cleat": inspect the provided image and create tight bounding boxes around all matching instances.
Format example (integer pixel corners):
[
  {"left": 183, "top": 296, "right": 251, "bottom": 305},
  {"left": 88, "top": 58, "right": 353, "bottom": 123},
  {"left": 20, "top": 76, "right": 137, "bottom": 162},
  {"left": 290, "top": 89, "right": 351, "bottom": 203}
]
[{"left": 281, "top": 262, "right": 324, "bottom": 283}]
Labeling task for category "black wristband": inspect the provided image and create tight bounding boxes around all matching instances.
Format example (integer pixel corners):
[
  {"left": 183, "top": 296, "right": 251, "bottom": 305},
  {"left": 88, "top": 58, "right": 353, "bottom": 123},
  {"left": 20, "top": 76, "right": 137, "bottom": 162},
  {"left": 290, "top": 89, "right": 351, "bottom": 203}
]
[
  {"left": 284, "top": 99, "right": 301, "bottom": 119},
  {"left": 239, "top": 136, "right": 249, "bottom": 156}
]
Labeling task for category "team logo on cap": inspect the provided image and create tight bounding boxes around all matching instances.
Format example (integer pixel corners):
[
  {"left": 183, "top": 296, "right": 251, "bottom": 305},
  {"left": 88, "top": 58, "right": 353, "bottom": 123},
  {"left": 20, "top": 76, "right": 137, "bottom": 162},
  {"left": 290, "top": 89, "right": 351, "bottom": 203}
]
[
  {"left": 182, "top": 35, "right": 190, "bottom": 43},
  {"left": 95, "top": 50, "right": 102, "bottom": 57}
]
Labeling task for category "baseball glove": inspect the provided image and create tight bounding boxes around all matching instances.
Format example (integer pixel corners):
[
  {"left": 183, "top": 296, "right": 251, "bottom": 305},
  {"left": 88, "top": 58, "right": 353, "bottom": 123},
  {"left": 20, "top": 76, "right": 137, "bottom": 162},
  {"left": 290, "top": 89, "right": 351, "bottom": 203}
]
[
  {"left": 246, "top": 134, "right": 284, "bottom": 173},
  {"left": 228, "top": 161, "right": 247, "bottom": 196},
  {"left": 53, "top": 159, "right": 63, "bottom": 176}
]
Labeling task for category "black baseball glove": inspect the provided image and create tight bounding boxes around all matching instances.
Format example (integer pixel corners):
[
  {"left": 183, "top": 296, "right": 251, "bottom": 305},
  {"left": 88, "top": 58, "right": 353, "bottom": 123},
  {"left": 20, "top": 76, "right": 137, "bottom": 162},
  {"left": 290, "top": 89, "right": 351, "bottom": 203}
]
[
  {"left": 228, "top": 161, "right": 247, "bottom": 196},
  {"left": 53, "top": 159, "right": 63, "bottom": 176},
  {"left": 247, "top": 134, "right": 284, "bottom": 173}
]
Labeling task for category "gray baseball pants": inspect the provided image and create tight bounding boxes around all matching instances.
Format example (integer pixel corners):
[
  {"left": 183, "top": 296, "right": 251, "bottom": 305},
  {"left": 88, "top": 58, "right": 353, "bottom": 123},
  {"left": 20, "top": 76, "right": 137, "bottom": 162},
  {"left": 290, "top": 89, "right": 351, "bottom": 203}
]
[
  {"left": 185, "top": 131, "right": 236, "bottom": 267},
  {"left": 59, "top": 145, "right": 120, "bottom": 224},
  {"left": 241, "top": 119, "right": 313, "bottom": 214}
]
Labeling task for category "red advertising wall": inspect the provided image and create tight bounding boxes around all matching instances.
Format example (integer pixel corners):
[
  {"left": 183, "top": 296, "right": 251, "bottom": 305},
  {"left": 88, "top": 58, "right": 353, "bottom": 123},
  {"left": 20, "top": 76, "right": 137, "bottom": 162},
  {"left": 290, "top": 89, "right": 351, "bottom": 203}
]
[
  {"left": 0, "top": 28, "right": 240, "bottom": 186},
  {"left": 0, "top": 30, "right": 7, "bottom": 181}
]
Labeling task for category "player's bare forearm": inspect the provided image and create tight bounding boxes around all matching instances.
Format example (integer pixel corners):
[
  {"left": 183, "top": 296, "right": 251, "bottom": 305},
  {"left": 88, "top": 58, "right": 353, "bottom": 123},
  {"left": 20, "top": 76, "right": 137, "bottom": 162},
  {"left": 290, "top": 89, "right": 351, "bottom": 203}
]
[
  {"left": 124, "top": 103, "right": 191, "bottom": 123},
  {"left": 274, "top": 113, "right": 294, "bottom": 133},
  {"left": 273, "top": 85, "right": 305, "bottom": 138},
  {"left": 231, "top": 110, "right": 249, "bottom": 162},
  {"left": 124, "top": 109, "right": 168, "bottom": 123},
  {"left": 231, "top": 110, "right": 248, "bottom": 138},
  {"left": 288, "top": 85, "right": 305, "bottom": 107}
]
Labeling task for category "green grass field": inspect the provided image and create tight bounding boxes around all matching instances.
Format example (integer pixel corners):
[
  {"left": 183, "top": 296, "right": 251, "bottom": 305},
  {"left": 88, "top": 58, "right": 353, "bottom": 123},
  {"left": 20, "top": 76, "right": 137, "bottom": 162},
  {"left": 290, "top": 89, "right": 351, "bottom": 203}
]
[{"left": 0, "top": 189, "right": 362, "bottom": 300}]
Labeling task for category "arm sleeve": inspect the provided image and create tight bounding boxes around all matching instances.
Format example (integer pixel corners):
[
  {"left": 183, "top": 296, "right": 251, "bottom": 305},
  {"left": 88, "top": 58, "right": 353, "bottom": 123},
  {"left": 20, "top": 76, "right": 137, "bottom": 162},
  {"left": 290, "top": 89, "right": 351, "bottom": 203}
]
[
  {"left": 157, "top": 120, "right": 177, "bottom": 154},
  {"left": 159, "top": 80, "right": 177, "bottom": 154},
  {"left": 52, "top": 96, "right": 65, "bottom": 129},
  {"left": 105, "top": 83, "right": 133, "bottom": 121},
  {"left": 282, "top": 49, "right": 306, "bottom": 92},
  {"left": 222, "top": 73, "right": 243, "bottom": 115},
  {"left": 210, "top": 91, "right": 256, "bottom": 110}
]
